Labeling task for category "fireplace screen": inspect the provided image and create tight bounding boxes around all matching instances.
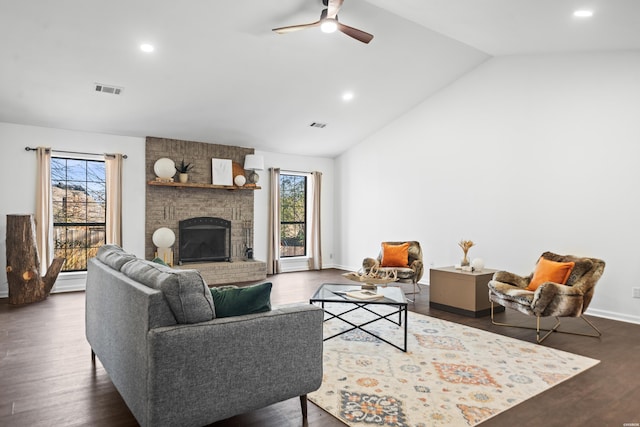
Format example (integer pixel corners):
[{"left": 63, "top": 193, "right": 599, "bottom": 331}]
[{"left": 179, "top": 217, "right": 231, "bottom": 263}]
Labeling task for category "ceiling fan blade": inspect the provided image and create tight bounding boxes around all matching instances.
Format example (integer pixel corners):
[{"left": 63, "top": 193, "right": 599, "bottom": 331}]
[
  {"left": 326, "top": 0, "right": 343, "bottom": 19},
  {"left": 337, "top": 22, "right": 374, "bottom": 44},
  {"left": 272, "top": 20, "right": 321, "bottom": 34}
]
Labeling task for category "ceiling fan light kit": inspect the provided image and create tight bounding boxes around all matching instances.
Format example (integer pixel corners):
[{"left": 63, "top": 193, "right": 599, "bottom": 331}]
[
  {"left": 320, "top": 18, "right": 338, "bottom": 33},
  {"left": 272, "top": 0, "right": 373, "bottom": 44}
]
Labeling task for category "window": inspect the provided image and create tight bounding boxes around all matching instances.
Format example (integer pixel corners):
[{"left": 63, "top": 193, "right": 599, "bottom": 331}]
[
  {"left": 51, "top": 157, "right": 106, "bottom": 271},
  {"left": 280, "top": 174, "right": 307, "bottom": 257}
]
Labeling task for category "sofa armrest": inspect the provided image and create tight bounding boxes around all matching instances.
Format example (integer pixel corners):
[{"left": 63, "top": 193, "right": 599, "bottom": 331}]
[
  {"left": 86, "top": 258, "right": 178, "bottom": 426},
  {"left": 145, "top": 303, "right": 324, "bottom": 427},
  {"left": 363, "top": 257, "right": 379, "bottom": 272},
  {"left": 492, "top": 271, "right": 530, "bottom": 289},
  {"left": 410, "top": 259, "right": 424, "bottom": 282},
  {"left": 531, "top": 281, "right": 584, "bottom": 316}
]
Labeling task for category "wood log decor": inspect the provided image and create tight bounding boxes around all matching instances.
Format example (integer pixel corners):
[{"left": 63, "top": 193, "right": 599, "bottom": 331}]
[{"left": 5, "top": 214, "right": 65, "bottom": 305}]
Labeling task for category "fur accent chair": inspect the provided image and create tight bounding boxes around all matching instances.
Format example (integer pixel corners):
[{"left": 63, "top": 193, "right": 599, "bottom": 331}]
[
  {"left": 488, "top": 251, "right": 605, "bottom": 343},
  {"left": 362, "top": 241, "right": 424, "bottom": 295}
]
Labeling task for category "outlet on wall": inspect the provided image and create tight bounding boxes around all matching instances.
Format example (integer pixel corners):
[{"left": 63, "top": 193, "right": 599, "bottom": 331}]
[{"left": 633, "top": 287, "right": 640, "bottom": 299}]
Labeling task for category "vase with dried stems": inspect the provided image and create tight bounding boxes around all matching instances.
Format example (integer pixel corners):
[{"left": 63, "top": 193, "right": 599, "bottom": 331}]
[{"left": 458, "top": 239, "right": 475, "bottom": 267}]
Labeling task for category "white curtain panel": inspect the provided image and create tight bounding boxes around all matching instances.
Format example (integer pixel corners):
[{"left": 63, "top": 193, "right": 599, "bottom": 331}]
[
  {"left": 267, "top": 167, "right": 281, "bottom": 275},
  {"left": 308, "top": 171, "right": 322, "bottom": 270},
  {"left": 35, "top": 146, "right": 53, "bottom": 274},
  {"left": 105, "top": 153, "right": 124, "bottom": 246}
]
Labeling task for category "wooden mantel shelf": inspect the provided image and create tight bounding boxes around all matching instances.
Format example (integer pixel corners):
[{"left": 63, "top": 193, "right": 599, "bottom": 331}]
[{"left": 147, "top": 180, "right": 261, "bottom": 191}]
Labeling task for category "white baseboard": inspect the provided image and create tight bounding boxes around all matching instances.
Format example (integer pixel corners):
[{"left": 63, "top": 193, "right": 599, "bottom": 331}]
[
  {"left": 0, "top": 271, "right": 86, "bottom": 298},
  {"left": 585, "top": 308, "right": 640, "bottom": 325},
  {"left": 332, "top": 264, "right": 356, "bottom": 272},
  {"left": 51, "top": 271, "right": 87, "bottom": 293},
  {"left": 279, "top": 257, "right": 310, "bottom": 273}
]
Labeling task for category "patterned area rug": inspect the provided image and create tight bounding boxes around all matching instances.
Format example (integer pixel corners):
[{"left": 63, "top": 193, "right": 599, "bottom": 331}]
[{"left": 308, "top": 304, "right": 599, "bottom": 426}]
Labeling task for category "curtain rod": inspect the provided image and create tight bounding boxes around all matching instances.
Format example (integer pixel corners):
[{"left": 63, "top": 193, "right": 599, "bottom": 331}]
[
  {"left": 25, "top": 146, "right": 128, "bottom": 159},
  {"left": 270, "top": 167, "right": 317, "bottom": 175}
]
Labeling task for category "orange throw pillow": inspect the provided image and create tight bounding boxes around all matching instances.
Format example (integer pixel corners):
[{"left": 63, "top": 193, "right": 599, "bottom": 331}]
[
  {"left": 527, "top": 257, "right": 575, "bottom": 291},
  {"left": 380, "top": 242, "right": 410, "bottom": 267}
]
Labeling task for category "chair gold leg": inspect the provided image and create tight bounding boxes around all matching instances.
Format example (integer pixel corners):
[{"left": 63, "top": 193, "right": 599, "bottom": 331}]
[
  {"left": 567, "top": 315, "right": 602, "bottom": 338},
  {"left": 536, "top": 317, "right": 561, "bottom": 343},
  {"left": 399, "top": 281, "right": 420, "bottom": 304},
  {"left": 490, "top": 302, "right": 602, "bottom": 344},
  {"left": 579, "top": 315, "right": 603, "bottom": 336},
  {"left": 403, "top": 281, "right": 421, "bottom": 296}
]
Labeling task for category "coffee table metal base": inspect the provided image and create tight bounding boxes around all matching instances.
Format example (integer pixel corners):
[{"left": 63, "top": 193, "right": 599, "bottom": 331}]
[
  {"left": 310, "top": 284, "right": 408, "bottom": 352},
  {"left": 319, "top": 301, "right": 408, "bottom": 352}
]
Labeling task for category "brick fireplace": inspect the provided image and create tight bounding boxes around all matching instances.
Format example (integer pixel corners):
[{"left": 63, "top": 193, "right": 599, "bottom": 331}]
[{"left": 145, "top": 137, "right": 266, "bottom": 285}]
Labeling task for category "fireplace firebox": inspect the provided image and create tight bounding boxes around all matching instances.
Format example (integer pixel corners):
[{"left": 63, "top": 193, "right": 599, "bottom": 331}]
[{"left": 179, "top": 217, "right": 231, "bottom": 264}]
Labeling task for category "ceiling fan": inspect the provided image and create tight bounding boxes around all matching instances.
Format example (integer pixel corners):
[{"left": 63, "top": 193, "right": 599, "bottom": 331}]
[{"left": 272, "top": 0, "right": 374, "bottom": 44}]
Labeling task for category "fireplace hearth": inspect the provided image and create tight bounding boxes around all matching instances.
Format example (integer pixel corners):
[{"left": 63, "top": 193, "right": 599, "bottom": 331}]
[{"left": 179, "top": 217, "right": 231, "bottom": 264}]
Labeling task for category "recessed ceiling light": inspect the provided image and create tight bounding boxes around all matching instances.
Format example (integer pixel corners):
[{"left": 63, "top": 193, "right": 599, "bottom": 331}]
[
  {"left": 140, "top": 43, "right": 155, "bottom": 53},
  {"left": 342, "top": 92, "right": 354, "bottom": 101},
  {"left": 573, "top": 10, "right": 593, "bottom": 18}
]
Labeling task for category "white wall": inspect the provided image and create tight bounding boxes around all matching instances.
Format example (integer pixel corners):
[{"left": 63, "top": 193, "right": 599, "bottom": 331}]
[
  {"left": 0, "top": 123, "right": 146, "bottom": 296},
  {"left": 253, "top": 150, "right": 335, "bottom": 272},
  {"left": 335, "top": 51, "right": 640, "bottom": 324}
]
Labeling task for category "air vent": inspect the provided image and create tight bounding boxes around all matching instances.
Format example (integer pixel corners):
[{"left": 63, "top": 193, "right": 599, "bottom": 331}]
[
  {"left": 94, "top": 83, "right": 124, "bottom": 95},
  {"left": 310, "top": 122, "right": 327, "bottom": 128}
]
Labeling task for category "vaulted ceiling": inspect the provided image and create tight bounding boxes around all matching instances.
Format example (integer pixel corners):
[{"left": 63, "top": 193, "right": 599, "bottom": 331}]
[{"left": 1, "top": 0, "right": 639, "bottom": 157}]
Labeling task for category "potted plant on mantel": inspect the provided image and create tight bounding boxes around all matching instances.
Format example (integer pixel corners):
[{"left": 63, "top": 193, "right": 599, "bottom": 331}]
[{"left": 175, "top": 159, "right": 194, "bottom": 183}]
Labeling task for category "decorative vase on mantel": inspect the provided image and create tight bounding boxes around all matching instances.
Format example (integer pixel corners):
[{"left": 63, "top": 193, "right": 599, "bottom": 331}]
[{"left": 179, "top": 173, "right": 189, "bottom": 183}]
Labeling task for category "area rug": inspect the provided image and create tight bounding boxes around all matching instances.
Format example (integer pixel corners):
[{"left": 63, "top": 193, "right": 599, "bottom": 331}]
[{"left": 308, "top": 304, "right": 599, "bottom": 426}]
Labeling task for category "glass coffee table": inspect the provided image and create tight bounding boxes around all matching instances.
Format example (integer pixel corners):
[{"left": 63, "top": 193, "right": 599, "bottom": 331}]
[{"left": 310, "top": 283, "right": 408, "bottom": 352}]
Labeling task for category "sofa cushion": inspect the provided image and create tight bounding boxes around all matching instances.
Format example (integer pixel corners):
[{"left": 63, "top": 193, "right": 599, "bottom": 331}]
[
  {"left": 121, "top": 259, "right": 215, "bottom": 324},
  {"left": 96, "top": 244, "right": 138, "bottom": 271},
  {"left": 209, "top": 282, "right": 272, "bottom": 318}
]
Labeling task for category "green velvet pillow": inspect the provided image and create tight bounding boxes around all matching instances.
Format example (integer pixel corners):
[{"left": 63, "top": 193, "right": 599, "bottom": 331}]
[
  {"left": 151, "top": 257, "right": 169, "bottom": 266},
  {"left": 209, "top": 282, "right": 272, "bottom": 318}
]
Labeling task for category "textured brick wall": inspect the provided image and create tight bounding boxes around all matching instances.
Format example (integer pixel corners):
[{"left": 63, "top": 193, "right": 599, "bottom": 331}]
[
  {"left": 145, "top": 137, "right": 256, "bottom": 265},
  {"left": 175, "top": 260, "right": 267, "bottom": 286}
]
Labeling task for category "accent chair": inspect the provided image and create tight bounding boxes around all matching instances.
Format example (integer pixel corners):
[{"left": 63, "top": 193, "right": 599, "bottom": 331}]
[
  {"left": 488, "top": 251, "right": 605, "bottom": 343},
  {"left": 362, "top": 241, "right": 424, "bottom": 296}
]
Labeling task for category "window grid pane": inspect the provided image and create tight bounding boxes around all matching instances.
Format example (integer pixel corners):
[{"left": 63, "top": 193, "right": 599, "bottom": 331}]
[
  {"left": 52, "top": 157, "right": 106, "bottom": 271},
  {"left": 279, "top": 174, "right": 307, "bottom": 258}
]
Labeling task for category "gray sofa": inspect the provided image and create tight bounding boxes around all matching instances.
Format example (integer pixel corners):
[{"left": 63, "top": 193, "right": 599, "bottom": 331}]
[{"left": 86, "top": 245, "right": 324, "bottom": 427}]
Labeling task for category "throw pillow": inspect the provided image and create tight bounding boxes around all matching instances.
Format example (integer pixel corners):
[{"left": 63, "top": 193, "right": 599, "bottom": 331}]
[
  {"left": 380, "top": 242, "right": 410, "bottom": 267},
  {"left": 210, "top": 282, "right": 272, "bottom": 318},
  {"left": 527, "top": 257, "right": 575, "bottom": 291},
  {"left": 151, "top": 257, "right": 169, "bottom": 266}
]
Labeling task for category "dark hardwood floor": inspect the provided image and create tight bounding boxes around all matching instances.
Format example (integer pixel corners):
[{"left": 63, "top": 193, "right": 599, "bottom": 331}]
[{"left": 1, "top": 268, "right": 639, "bottom": 427}]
